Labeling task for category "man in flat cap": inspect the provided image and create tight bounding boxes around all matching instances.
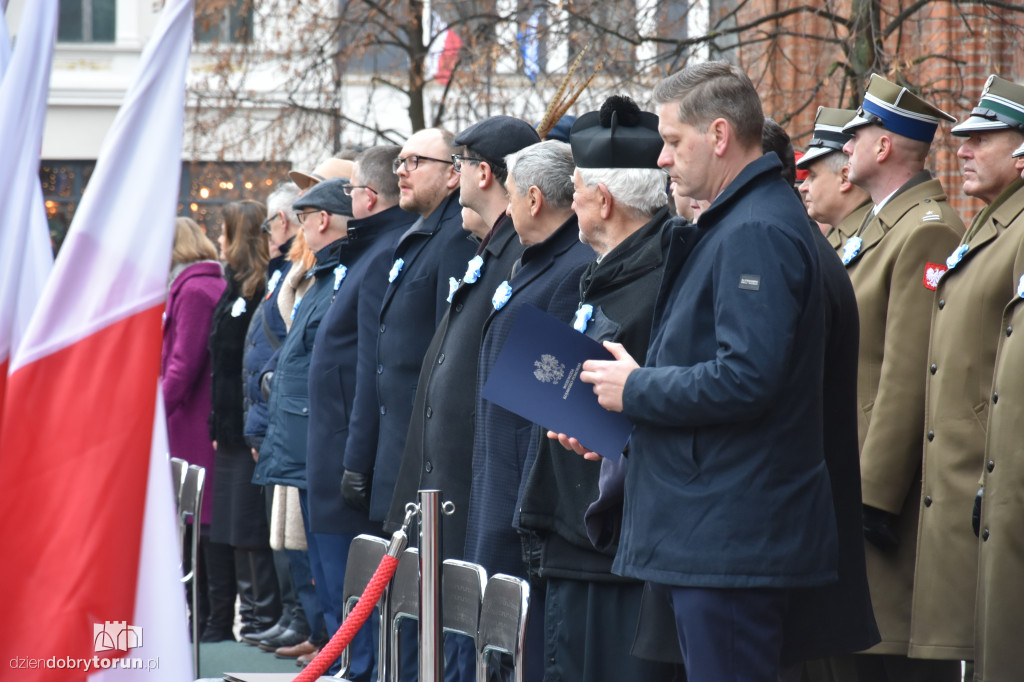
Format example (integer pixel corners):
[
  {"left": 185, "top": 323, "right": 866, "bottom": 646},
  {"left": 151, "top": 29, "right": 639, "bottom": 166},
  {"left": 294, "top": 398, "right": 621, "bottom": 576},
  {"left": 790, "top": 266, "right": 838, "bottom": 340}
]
[
  {"left": 559, "top": 62, "right": 836, "bottom": 682},
  {"left": 916, "top": 75, "right": 1024, "bottom": 681},
  {"left": 797, "top": 107, "right": 871, "bottom": 251},
  {"left": 254, "top": 177, "right": 370, "bottom": 673},
  {"left": 339, "top": 129, "right": 475, "bottom": 530},
  {"left": 383, "top": 117, "right": 536, "bottom": 681},
  {"left": 464, "top": 139, "right": 594, "bottom": 680},
  {"left": 516, "top": 95, "right": 676, "bottom": 682},
  {"left": 830, "top": 73, "right": 965, "bottom": 682}
]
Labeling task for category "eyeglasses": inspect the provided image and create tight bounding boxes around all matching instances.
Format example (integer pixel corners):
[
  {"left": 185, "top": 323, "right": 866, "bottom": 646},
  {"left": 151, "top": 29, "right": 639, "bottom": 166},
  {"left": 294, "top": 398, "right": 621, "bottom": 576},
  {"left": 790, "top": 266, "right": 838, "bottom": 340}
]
[
  {"left": 451, "top": 154, "right": 486, "bottom": 173},
  {"left": 295, "top": 210, "right": 320, "bottom": 223},
  {"left": 392, "top": 154, "right": 454, "bottom": 174},
  {"left": 343, "top": 185, "right": 378, "bottom": 196},
  {"left": 260, "top": 214, "right": 280, "bottom": 233}
]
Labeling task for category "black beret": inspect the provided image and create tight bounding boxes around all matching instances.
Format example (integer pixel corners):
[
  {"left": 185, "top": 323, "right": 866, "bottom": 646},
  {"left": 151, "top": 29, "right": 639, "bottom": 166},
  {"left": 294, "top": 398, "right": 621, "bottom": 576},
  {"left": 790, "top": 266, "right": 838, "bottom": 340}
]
[
  {"left": 454, "top": 115, "right": 540, "bottom": 165},
  {"left": 570, "top": 95, "right": 662, "bottom": 169},
  {"left": 292, "top": 177, "right": 353, "bottom": 217}
]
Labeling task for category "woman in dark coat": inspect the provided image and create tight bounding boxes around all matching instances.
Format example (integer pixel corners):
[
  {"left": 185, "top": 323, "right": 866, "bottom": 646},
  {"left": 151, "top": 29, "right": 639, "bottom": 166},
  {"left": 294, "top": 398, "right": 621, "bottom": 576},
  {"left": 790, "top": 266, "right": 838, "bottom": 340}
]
[
  {"left": 162, "top": 217, "right": 231, "bottom": 639},
  {"left": 209, "top": 200, "right": 280, "bottom": 640}
]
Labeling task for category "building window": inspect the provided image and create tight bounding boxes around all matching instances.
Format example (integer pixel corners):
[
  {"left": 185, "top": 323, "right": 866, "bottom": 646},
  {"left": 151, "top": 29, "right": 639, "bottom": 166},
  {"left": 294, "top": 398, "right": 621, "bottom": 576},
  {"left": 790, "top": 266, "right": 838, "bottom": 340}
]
[
  {"left": 40, "top": 160, "right": 290, "bottom": 254},
  {"left": 58, "top": 0, "right": 117, "bottom": 43},
  {"left": 195, "top": 0, "right": 254, "bottom": 44}
]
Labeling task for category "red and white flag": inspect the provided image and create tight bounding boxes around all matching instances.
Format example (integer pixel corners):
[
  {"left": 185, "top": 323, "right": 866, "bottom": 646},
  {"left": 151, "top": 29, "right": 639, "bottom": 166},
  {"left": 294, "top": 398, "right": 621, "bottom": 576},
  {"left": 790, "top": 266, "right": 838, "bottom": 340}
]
[
  {"left": 0, "top": 0, "right": 57, "bottom": 430},
  {"left": 0, "top": 0, "right": 195, "bottom": 679},
  {"left": 423, "top": 10, "right": 463, "bottom": 86}
]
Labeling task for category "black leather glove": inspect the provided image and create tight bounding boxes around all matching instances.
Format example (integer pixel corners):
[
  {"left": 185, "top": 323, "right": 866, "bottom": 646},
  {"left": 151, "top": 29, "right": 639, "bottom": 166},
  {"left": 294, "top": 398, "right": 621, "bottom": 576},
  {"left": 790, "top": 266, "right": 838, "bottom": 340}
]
[
  {"left": 972, "top": 486, "right": 983, "bottom": 537},
  {"left": 863, "top": 504, "right": 899, "bottom": 549},
  {"left": 341, "top": 469, "right": 372, "bottom": 512},
  {"left": 260, "top": 371, "right": 274, "bottom": 402}
]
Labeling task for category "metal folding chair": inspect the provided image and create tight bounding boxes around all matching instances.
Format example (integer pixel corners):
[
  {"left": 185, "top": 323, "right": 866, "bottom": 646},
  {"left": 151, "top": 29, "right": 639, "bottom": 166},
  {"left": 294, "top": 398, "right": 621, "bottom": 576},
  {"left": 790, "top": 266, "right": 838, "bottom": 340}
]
[
  {"left": 337, "top": 534, "right": 390, "bottom": 681},
  {"left": 476, "top": 574, "right": 530, "bottom": 682},
  {"left": 177, "top": 463, "right": 205, "bottom": 679},
  {"left": 169, "top": 456, "right": 188, "bottom": 549},
  {"left": 385, "top": 548, "right": 420, "bottom": 682},
  {"left": 442, "top": 559, "right": 487, "bottom": 681}
]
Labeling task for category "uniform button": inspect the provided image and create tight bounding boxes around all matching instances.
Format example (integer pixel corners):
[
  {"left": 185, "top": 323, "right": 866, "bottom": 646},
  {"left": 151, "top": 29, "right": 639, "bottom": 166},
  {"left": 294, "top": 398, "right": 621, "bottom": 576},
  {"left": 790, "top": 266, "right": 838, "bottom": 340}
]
[
  {"left": 426, "top": 407, "right": 433, "bottom": 418},
  {"left": 927, "top": 430, "right": 934, "bottom": 441},
  {"left": 302, "top": 407, "right": 308, "bottom": 414},
  {"left": 380, "top": 405, "right": 387, "bottom": 416},
  {"left": 380, "top": 323, "right": 387, "bottom": 333},
  {"left": 937, "top": 299, "right": 945, "bottom": 309},
  {"left": 988, "top": 460, "right": 995, "bottom": 472},
  {"left": 437, "top": 353, "right": 445, "bottom": 365},
  {"left": 930, "top": 363, "right": 937, "bottom": 374},
  {"left": 1007, "top": 325, "right": 1013, "bottom": 337},
  {"left": 982, "top": 528, "right": 990, "bottom": 541},
  {"left": 455, "top": 303, "right": 464, "bottom": 312},
  {"left": 924, "top": 495, "right": 932, "bottom": 507},
  {"left": 377, "top": 364, "right": 384, "bottom": 374},
  {"left": 993, "top": 392, "right": 999, "bottom": 403},
  {"left": 424, "top": 461, "right": 433, "bottom": 473}
]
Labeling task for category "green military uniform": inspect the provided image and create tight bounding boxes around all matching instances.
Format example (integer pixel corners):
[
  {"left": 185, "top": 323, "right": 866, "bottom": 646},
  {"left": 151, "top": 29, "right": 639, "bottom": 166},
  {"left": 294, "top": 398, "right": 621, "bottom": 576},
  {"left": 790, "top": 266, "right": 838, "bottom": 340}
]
[
  {"left": 916, "top": 180, "right": 1024, "bottom": 660},
  {"left": 975, "top": 240, "right": 1024, "bottom": 681},
  {"left": 843, "top": 176, "right": 965, "bottom": 660},
  {"left": 837, "top": 74, "right": 965, "bottom": 681}
]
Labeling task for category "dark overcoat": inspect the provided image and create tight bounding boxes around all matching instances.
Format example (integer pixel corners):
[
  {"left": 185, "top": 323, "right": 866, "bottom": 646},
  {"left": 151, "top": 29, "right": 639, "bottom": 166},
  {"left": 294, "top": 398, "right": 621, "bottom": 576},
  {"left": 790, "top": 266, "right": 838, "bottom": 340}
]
[
  {"left": 254, "top": 240, "right": 343, "bottom": 489},
  {"left": 517, "top": 207, "right": 670, "bottom": 580},
  {"left": 781, "top": 228, "right": 879, "bottom": 664},
  {"left": 384, "top": 217, "right": 525, "bottom": 558},
  {"left": 348, "top": 191, "right": 477, "bottom": 522},
  {"left": 463, "top": 215, "right": 594, "bottom": 577},
  {"left": 305, "top": 206, "right": 413, "bottom": 536},
  {"left": 209, "top": 267, "right": 267, "bottom": 547},
  {"left": 615, "top": 154, "right": 837, "bottom": 588},
  {"left": 242, "top": 252, "right": 290, "bottom": 451}
]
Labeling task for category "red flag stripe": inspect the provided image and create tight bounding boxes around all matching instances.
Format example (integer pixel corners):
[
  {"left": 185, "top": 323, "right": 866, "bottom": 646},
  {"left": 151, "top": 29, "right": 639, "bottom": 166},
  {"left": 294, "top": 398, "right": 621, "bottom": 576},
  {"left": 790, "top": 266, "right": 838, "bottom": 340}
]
[{"left": 0, "top": 306, "right": 163, "bottom": 677}]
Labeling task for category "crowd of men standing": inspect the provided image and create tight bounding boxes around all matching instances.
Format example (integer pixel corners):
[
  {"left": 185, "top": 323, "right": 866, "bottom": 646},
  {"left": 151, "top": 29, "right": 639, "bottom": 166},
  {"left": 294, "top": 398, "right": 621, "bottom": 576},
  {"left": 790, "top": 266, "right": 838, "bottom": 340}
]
[{"left": 182, "top": 60, "right": 1024, "bottom": 682}]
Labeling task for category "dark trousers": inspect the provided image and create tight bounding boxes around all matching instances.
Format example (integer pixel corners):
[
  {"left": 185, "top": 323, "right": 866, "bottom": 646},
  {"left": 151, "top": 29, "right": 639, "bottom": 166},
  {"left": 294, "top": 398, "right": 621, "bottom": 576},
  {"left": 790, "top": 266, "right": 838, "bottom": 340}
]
[
  {"left": 660, "top": 584, "right": 789, "bottom": 682},
  {"left": 298, "top": 490, "right": 376, "bottom": 680},
  {"left": 262, "top": 485, "right": 305, "bottom": 635},
  {"left": 543, "top": 577, "right": 678, "bottom": 682}
]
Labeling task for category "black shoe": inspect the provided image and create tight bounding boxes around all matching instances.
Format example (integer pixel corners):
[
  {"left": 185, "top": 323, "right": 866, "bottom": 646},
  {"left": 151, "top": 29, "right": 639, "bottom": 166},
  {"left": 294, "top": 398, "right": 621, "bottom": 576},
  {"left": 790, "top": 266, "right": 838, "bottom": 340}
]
[
  {"left": 199, "top": 627, "right": 235, "bottom": 643},
  {"left": 241, "top": 621, "right": 286, "bottom": 646},
  {"left": 258, "top": 628, "right": 310, "bottom": 652}
]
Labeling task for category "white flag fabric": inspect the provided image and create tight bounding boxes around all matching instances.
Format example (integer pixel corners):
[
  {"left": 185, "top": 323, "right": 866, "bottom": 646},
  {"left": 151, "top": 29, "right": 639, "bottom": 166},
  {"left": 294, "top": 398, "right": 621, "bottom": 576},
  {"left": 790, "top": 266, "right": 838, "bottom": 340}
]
[
  {"left": 0, "top": 0, "right": 57, "bottom": 430},
  {"left": 0, "top": 0, "right": 195, "bottom": 679}
]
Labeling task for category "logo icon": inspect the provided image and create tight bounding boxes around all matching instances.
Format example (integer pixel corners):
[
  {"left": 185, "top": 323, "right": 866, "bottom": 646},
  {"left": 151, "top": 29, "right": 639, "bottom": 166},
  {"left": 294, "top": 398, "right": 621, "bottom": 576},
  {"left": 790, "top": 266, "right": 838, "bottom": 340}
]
[
  {"left": 923, "top": 262, "right": 947, "bottom": 291},
  {"left": 533, "top": 354, "right": 565, "bottom": 384},
  {"left": 93, "top": 621, "right": 143, "bottom": 653}
]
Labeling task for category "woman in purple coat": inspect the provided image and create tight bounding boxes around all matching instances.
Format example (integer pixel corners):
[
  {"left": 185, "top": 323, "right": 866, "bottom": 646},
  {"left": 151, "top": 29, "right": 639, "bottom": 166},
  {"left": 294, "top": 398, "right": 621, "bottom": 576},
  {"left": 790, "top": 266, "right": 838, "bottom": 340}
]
[{"left": 161, "top": 217, "right": 231, "bottom": 639}]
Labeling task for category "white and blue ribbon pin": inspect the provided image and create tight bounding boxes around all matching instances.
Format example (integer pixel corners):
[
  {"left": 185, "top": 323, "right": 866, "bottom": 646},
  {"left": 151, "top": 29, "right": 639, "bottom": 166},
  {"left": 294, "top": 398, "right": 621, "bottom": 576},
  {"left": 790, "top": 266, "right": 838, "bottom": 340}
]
[
  {"left": 463, "top": 255, "right": 484, "bottom": 284},
  {"left": 492, "top": 281, "right": 513, "bottom": 310},
  {"left": 841, "top": 236, "right": 862, "bottom": 265},
  {"left": 266, "top": 269, "right": 282, "bottom": 296},
  {"left": 230, "top": 296, "right": 247, "bottom": 317},
  {"left": 572, "top": 304, "right": 594, "bottom": 333},
  {"left": 388, "top": 258, "right": 405, "bottom": 283},
  {"left": 334, "top": 264, "right": 348, "bottom": 292},
  {"left": 1017, "top": 274, "right": 1024, "bottom": 299},
  {"left": 291, "top": 294, "right": 303, "bottom": 321},
  {"left": 447, "top": 277, "right": 459, "bottom": 303},
  {"left": 946, "top": 244, "right": 969, "bottom": 271}
]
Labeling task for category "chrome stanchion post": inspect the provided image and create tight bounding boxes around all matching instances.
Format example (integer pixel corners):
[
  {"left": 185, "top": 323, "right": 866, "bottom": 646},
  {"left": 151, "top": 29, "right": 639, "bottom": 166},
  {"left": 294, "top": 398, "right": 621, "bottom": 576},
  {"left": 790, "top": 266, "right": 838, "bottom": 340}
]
[{"left": 418, "top": 490, "right": 443, "bottom": 682}]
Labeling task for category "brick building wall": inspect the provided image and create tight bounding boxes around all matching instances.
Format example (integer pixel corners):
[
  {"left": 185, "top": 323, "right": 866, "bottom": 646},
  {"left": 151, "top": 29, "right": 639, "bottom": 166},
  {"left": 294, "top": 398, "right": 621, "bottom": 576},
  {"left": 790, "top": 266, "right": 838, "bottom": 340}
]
[{"left": 725, "top": 0, "right": 1024, "bottom": 220}]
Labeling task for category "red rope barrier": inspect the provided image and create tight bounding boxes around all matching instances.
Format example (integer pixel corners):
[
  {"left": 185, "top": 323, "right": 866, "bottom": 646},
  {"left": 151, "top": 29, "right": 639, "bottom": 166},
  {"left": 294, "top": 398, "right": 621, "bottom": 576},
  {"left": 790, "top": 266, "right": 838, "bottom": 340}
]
[{"left": 293, "top": 553, "right": 400, "bottom": 682}]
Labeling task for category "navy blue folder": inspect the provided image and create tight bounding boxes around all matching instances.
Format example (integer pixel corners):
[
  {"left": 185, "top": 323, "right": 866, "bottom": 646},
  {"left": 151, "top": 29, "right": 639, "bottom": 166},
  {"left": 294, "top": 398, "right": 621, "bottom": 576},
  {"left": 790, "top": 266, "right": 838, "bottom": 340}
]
[{"left": 481, "top": 304, "right": 633, "bottom": 460}]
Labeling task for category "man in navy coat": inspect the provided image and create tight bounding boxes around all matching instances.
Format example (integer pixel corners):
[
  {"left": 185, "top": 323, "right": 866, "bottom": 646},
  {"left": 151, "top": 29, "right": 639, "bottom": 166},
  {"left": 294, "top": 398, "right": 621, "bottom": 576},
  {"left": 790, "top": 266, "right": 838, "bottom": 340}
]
[
  {"left": 566, "top": 61, "right": 838, "bottom": 681},
  {"left": 340, "top": 128, "right": 476, "bottom": 524},
  {"left": 303, "top": 147, "right": 416, "bottom": 679}
]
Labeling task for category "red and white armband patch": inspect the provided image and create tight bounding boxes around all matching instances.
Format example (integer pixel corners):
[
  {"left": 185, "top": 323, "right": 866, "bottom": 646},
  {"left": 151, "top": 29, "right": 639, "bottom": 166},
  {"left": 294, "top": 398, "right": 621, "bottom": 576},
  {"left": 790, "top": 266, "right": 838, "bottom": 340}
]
[{"left": 923, "top": 262, "right": 947, "bottom": 290}]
